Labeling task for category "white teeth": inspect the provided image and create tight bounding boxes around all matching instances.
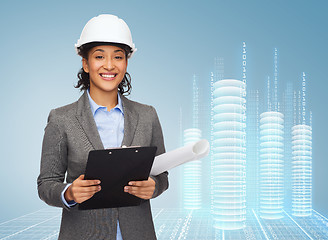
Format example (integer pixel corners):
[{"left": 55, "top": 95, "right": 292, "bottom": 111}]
[{"left": 101, "top": 74, "right": 115, "bottom": 78}]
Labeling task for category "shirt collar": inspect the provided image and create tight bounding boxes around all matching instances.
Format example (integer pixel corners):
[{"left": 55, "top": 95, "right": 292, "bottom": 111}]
[{"left": 87, "top": 90, "right": 124, "bottom": 116}]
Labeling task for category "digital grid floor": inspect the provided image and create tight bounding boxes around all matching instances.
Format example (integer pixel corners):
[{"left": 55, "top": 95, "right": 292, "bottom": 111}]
[{"left": 0, "top": 208, "right": 327, "bottom": 240}]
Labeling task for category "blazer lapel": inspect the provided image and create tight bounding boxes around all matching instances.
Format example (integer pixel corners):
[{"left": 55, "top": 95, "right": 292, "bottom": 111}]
[
  {"left": 75, "top": 91, "right": 104, "bottom": 150},
  {"left": 120, "top": 94, "right": 139, "bottom": 147}
]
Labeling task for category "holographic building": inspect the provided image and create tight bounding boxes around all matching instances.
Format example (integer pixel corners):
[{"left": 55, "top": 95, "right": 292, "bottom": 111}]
[
  {"left": 212, "top": 79, "right": 246, "bottom": 230},
  {"left": 259, "top": 111, "right": 284, "bottom": 219},
  {"left": 291, "top": 124, "right": 312, "bottom": 217}
]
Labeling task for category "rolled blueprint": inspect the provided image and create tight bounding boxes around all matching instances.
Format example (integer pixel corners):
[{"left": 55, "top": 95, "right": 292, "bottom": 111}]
[{"left": 150, "top": 139, "right": 210, "bottom": 176}]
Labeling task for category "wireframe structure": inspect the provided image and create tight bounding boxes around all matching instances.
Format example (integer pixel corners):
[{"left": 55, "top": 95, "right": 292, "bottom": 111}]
[
  {"left": 212, "top": 79, "right": 246, "bottom": 230},
  {"left": 259, "top": 111, "right": 284, "bottom": 219},
  {"left": 291, "top": 124, "right": 312, "bottom": 217},
  {"left": 2, "top": 207, "right": 328, "bottom": 240}
]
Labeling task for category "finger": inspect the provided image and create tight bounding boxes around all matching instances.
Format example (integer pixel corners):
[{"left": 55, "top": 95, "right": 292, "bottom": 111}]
[
  {"left": 129, "top": 177, "right": 155, "bottom": 187},
  {"left": 124, "top": 186, "right": 142, "bottom": 193},
  {"left": 125, "top": 185, "right": 154, "bottom": 191},
  {"left": 124, "top": 186, "right": 139, "bottom": 195},
  {"left": 78, "top": 185, "right": 101, "bottom": 193},
  {"left": 78, "top": 179, "right": 101, "bottom": 187},
  {"left": 125, "top": 186, "right": 152, "bottom": 196},
  {"left": 71, "top": 185, "right": 101, "bottom": 197},
  {"left": 128, "top": 181, "right": 147, "bottom": 187},
  {"left": 85, "top": 179, "right": 101, "bottom": 186}
]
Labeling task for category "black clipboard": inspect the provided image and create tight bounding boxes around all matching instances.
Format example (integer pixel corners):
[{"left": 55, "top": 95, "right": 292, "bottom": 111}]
[{"left": 79, "top": 146, "right": 157, "bottom": 210}]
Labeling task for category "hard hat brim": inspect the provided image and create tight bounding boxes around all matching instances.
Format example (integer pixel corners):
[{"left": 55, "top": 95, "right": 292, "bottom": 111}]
[{"left": 75, "top": 41, "right": 137, "bottom": 59}]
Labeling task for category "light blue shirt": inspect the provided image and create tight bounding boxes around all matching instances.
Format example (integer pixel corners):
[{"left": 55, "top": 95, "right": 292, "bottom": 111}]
[
  {"left": 88, "top": 91, "right": 124, "bottom": 149},
  {"left": 61, "top": 90, "right": 124, "bottom": 240}
]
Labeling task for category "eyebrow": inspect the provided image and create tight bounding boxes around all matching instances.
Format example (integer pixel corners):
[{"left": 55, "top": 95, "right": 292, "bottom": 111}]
[
  {"left": 92, "top": 49, "right": 124, "bottom": 54},
  {"left": 93, "top": 49, "right": 104, "bottom": 53}
]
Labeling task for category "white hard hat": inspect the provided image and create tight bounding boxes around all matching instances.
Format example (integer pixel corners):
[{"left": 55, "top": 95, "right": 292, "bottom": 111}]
[{"left": 75, "top": 14, "right": 137, "bottom": 58}]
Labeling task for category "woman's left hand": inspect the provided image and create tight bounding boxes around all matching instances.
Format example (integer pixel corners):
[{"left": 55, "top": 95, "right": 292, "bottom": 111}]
[{"left": 124, "top": 177, "right": 155, "bottom": 200}]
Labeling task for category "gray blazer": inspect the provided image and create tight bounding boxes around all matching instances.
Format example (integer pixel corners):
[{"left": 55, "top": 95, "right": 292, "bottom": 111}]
[{"left": 37, "top": 91, "right": 168, "bottom": 240}]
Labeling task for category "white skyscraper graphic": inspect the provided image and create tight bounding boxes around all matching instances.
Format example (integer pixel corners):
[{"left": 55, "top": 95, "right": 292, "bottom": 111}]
[
  {"left": 259, "top": 111, "right": 284, "bottom": 219},
  {"left": 291, "top": 125, "right": 312, "bottom": 216},
  {"left": 212, "top": 79, "right": 246, "bottom": 230}
]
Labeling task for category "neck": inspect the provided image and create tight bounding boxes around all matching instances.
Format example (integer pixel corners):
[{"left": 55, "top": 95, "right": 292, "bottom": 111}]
[{"left": 89, "top": 88, "right": 119, "bottom": 111}]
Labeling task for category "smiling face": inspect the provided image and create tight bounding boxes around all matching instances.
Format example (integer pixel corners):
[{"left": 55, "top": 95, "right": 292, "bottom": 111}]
[{"left": 82, "top": 45, "right": 128, "bottom": 97}]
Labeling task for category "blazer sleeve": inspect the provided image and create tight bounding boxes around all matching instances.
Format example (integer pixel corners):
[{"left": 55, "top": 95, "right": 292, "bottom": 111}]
[
  {"left": 149, "top": 106, "right": 169, "bottom": 198},
  {"left": 37, "top": 109, "right": 70, "bottom": 209}
]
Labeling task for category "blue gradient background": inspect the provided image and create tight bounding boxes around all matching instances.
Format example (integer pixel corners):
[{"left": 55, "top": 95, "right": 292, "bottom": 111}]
[{"left": 0, "top": 0, "right": 327, "bottom": 222}]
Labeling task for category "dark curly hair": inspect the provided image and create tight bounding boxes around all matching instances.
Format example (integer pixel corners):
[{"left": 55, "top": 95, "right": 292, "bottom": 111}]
[{"left": 75, "top": 42, "right": 132, "bottom": 95}]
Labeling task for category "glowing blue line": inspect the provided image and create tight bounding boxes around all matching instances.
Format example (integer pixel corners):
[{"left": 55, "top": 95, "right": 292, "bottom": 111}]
[
  {"left": 153, "top": 208, "right": 164, "bottom": 220},
  {"left": 313, "top": 209, "right": 328, "bottom": 221},
  {"left": 177, "top": 210, "right": 193, "bottom": 240},
  {"left": 283, "top": 210, "right": 313, "bottom": 240},
  {"left": 252, "top": 209, "right": 270, "bottom": 240}
]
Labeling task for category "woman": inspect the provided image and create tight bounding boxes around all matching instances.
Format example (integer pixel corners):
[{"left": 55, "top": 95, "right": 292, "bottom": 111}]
[{"left": 37, "top": 14, "right": 168, "bottom": 240}]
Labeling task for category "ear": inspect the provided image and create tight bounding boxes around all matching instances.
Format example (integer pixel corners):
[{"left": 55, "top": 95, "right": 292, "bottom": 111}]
[
  {"left": 125, "top": 58, "right": 128, "bottom": 71},
  {"left": 82, "top": 58, "right": 89, "bottom": 73}
]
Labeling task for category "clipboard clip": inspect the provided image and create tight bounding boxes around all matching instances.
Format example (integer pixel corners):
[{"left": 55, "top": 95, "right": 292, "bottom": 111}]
[
  {"left": 121, "top": 145, "right": 141, "bottom": 148},
  {"left": 106, "top": 145, "right": 142, "bottom": 154}
]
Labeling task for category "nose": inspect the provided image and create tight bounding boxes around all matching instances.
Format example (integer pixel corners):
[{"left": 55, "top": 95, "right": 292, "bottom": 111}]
[{"left": 104, "top": 59, "right": 115, "bottom": 70}]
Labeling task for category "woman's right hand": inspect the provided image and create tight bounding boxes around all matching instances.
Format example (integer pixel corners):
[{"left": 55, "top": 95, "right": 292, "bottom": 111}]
[{"left": 64, "top": 174, "right": 101, "bottom": 204}]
